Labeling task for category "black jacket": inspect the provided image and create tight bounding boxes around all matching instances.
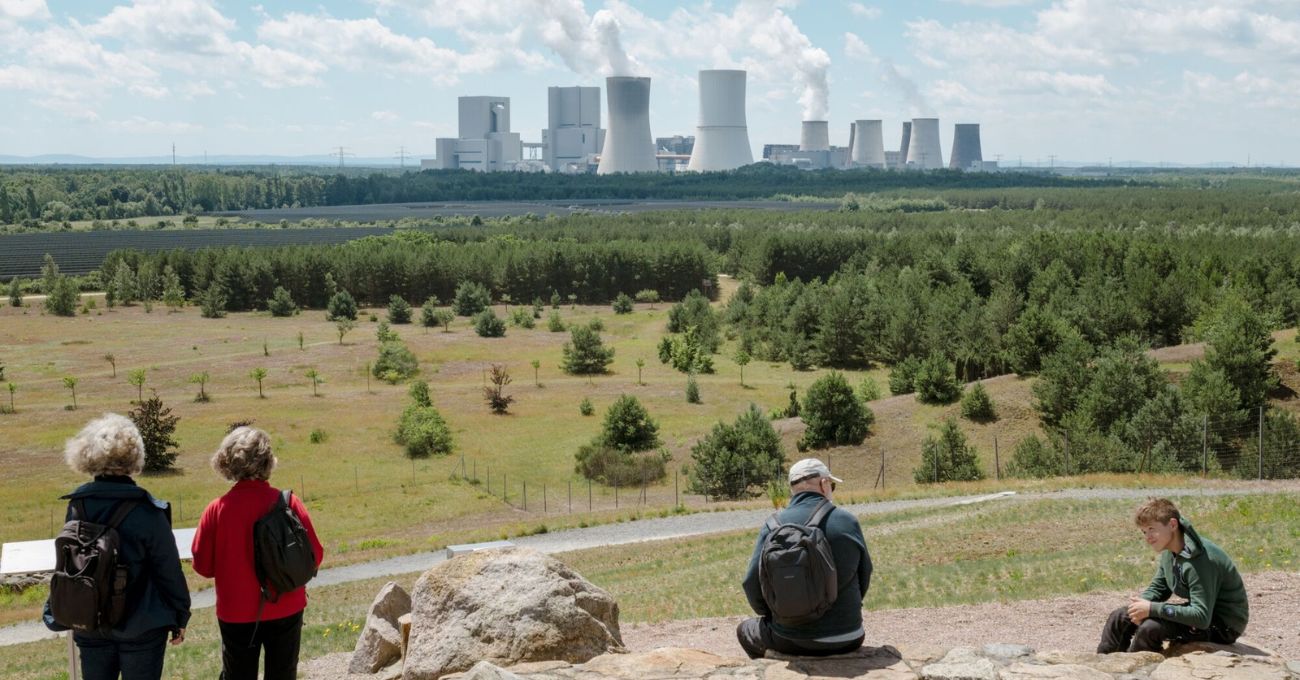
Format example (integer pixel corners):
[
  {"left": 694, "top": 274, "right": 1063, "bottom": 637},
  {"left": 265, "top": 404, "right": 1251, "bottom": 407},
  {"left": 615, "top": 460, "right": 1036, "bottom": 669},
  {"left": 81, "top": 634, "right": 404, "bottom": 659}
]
[
  {"left": 43, "top": 476, "right": 192, "bottom": 639},
  {"left": 742, "top": 491, "right": 873, "bottom": 640}
]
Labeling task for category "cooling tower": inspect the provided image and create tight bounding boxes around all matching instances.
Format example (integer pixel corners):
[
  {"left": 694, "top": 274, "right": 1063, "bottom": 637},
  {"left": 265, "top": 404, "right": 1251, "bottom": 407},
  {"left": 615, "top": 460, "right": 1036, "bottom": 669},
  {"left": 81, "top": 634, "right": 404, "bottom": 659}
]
[
  {"left": 906, "top": 117, "right": 943, "bottom": 169},
  {"left": 800, "top": 121, "right": 829, "bottom": 151},
  {"left": 597, "top": 76, "right": 656, "bottom": 174},
  {"left": 949, "top": 123, "right": 983, "bottom": 170},
  {"left": 687, "top": 69, "right": 753, "bottom": 172},
  {"left": 899, "top": 121, "right": 912, "bottom": 163},
  {"left": 849, "top": 119, "right": 885, "bottom": 168}
]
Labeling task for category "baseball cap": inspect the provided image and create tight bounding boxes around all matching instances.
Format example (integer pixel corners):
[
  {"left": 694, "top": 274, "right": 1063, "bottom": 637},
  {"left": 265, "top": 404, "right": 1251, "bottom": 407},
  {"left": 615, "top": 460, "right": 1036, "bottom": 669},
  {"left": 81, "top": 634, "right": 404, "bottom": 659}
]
[{"left": 788, "top": 458, "right": 843, "bottom": 485}]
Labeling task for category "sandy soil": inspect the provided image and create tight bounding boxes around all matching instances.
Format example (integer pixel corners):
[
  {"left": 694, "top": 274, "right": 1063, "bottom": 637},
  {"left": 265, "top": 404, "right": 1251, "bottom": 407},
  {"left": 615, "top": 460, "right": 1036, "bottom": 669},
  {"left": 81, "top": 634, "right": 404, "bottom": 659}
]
[{"left": 621, "top": 571, "right": 1300, "bottom": 660}]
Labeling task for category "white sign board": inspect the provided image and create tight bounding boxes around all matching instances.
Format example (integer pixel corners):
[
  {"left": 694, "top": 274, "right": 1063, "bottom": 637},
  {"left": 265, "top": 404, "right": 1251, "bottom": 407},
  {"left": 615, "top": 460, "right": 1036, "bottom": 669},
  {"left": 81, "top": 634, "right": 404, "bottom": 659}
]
[
  {"left": 0, "top": 528, "right": 196, "bottom": 575},
  {"left": 444, "top": 540, "right": 514, "bottom": 559}
]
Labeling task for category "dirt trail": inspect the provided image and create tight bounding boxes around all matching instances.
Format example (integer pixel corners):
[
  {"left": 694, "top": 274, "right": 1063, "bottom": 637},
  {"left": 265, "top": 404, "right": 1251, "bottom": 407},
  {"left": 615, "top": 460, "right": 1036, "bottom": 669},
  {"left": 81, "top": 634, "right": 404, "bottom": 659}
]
[{"left": 622, "top": 571, "right": 1300, "bottom": 660}]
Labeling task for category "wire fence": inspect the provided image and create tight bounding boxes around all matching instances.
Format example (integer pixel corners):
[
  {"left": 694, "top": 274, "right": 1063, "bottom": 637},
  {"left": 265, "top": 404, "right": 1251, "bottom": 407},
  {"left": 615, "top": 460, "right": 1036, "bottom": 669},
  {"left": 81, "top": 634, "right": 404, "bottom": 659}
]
[{"left": 8, "top": 406, "right": 1300, "bottom": 545}]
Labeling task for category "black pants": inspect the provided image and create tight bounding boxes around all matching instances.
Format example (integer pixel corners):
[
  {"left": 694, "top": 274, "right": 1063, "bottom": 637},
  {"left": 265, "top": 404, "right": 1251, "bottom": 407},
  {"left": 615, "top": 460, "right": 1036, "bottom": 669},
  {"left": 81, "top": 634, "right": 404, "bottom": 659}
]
[
  {"left": 736, "top": 617, "right": 864, "bottom": 659},
  {"left": 1097, "top": 606, "right": 1238, "bottom": 654},
  {"left": 75, "top": 629, "right": 169, "bottom": 680},
  {"left": 218, "top": 611, "right": 304, "bottom": 680}
]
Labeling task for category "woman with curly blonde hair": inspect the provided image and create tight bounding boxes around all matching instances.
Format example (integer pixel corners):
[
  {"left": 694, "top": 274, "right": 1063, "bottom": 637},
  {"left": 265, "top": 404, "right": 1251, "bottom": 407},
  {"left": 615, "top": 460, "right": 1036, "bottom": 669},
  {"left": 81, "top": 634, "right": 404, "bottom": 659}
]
[
  {"left": 42, "top": 414, "right": 191, "bottom": 680},
  {"left": 191, "top": 425, "right": 323, "bottom": 680}
]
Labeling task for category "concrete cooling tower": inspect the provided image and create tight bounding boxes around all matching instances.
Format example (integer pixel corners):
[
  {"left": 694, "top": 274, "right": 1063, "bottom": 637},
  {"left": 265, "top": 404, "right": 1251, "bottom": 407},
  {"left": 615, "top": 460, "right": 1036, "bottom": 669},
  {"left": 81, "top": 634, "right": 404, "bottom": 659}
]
[
  {"left": 687, "top": 69, "right": 753, "bottom": 172},
  {"left": 899, "top": 121, "right": 912, "bottom": 161},
  {"left": 597, "top": 76, "right": 656, "bottom": 175},
  {"left": 949, "top": 123, "right": 983, "bottom": 170},
  {"left": 906, "top": 117, "right": 943, "bottom": 170},
  {"left": 849, "top": 120, "right": 885, "bottom": 168},
  {"left": 800, "top": 121, "right": 829, "bottom": 151}
]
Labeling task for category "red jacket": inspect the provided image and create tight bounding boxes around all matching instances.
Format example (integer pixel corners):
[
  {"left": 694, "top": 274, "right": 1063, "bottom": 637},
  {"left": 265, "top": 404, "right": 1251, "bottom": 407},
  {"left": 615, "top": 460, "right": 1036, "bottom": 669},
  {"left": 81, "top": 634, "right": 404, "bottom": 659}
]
[{"left": 191, "top": 480, "right": 324, "bottom": 623}]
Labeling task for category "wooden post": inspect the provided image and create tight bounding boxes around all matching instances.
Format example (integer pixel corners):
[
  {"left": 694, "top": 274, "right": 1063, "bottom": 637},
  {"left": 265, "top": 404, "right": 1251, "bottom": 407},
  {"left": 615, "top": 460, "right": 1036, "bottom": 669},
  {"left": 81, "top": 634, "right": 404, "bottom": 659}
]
[
  {"left": 588, "top": 479, "right": 592, "bottom": 512},
  {"left": 523, "top": 480, "right": 527, "bottom": 511},
  {"left": 1202, "top": 414, "right": 1208, "bottom": 478},
  {"left": 543, "top": 484, "right": 547, "bottom": 513},
  {"left": 994, "top": 436, "right": 1000, "bottom": 481},
  {"left": 674, "top": 471, "right": 679, "bottom": 508},
  {"left": 1258, "top": 406, "right": 1265, "bottom": 480},
  {"left": 355, "top": 465, "right": 359, "bottom": 493}
]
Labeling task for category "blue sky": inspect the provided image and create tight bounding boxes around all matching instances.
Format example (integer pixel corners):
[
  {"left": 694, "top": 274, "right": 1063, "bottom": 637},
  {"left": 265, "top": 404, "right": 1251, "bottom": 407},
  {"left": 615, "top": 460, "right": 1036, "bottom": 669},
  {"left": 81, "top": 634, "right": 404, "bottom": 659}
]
[{"left": 2, "top": 0, "right": 1299, "bottom": 165}]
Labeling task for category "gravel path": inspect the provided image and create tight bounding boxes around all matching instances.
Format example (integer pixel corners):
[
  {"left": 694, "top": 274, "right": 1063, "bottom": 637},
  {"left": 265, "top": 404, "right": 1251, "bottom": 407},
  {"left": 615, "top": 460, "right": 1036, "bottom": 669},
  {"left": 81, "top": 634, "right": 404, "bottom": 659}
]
[{"left": 4, "top": 482, "right": 1296, "bottom": 647}]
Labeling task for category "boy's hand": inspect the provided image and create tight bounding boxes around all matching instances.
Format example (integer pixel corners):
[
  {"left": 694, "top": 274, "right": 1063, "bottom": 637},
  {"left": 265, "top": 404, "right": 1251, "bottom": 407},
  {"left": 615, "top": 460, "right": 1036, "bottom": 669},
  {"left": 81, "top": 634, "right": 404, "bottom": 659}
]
[
  {"left": 169, "top": 628, "right": 186, "bottom": 645},
  {"left": 1127, "top": 597, "right": 1151, "bottom": 624}
]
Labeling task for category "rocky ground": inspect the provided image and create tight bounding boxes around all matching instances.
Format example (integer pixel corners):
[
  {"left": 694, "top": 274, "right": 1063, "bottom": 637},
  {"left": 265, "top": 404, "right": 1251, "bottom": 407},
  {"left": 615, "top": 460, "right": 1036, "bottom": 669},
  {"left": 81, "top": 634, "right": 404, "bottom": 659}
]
[{"left": 303, "top": 570, "right": 1300, "bottom": 679}]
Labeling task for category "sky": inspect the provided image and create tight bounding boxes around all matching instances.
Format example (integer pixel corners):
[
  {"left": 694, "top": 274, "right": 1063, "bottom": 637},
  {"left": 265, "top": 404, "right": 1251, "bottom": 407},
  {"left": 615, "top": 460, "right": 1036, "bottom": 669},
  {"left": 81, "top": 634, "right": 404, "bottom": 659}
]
[{"left": 1, "top": 0, "right": 1299, "bottom": 166}]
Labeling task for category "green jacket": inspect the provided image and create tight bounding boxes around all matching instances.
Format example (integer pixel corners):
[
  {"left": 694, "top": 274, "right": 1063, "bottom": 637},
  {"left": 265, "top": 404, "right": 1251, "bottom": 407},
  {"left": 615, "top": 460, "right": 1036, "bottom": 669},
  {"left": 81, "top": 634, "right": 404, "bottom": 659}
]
[{"left": 1142, "top": 519, "right": 1248, "bottom": 635}]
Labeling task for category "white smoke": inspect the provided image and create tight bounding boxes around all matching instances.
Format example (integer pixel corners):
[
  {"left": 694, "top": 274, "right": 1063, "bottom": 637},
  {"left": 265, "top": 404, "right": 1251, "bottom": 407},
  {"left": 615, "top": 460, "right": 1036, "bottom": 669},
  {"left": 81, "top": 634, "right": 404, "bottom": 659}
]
[
  {"left": 735, "top": 1, "right": 830, "bottom": 121},
  {"left": 533, "top": 0, "right": 637, "bottom": 76},
  {"left": 880, "top": 59, "right": 932, "bottom": 116}
]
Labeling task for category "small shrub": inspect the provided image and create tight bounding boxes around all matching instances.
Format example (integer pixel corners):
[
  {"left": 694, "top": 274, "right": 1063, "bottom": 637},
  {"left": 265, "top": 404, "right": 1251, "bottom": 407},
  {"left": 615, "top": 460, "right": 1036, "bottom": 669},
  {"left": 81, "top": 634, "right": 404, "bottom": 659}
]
[
  {"left": 326, "top": 289, "right": 358, "bottom": 321},
  {"left": 634, "top": 289, "right": 660, "bottom": 308},
  {"left": 509, "top": 308, "right": 535, "bottom": 329},
  {"left": 914, "top": 353, "right": 961, "bottom": 404},
  {"left": 309, "top": 428, "right": 328, "bottom": 444},
  {"left": 573, "top": 444, "right": 668, "bottom": 486},
  {"left": 914, "top": 418, "right": 985, "bottom": 484},
  {"left": 373, "top": 341, "right": 418, "bottom": 383},
  {"left": 587, "top": 317, "right": 605, "bottom": 332},
  {"left": 612, "top": 293, "right": 634, "bottom": 314},
  {"left": 547, "top": 311, "right": 566, "bottom": 332},
  {"left": 483, "top": 364, "right": 514, "bottom": 414},
  {"left": 368, "top": 313, "right": 378, "bottom": 322},
  {"left": 395, "top": 405, "right": 453, "bottom": 458},
  {"left": 598, "top": 395, "right": 661, "bottom": 452},
  {"left": 857, "top": 377, "right": 882, "bottom": 402},
  {"left": 687, "top": 404, "right": 785, "bottom": 500},
  {"left": 267, "top": 286, "right": 299, "bottom": 317},
  {"left": 561, "top": 324, "right": 615, "bottom": 374},
  {"left": 453, "top": 281, "right": 492, "bottom": 316},
  {"left": 420, "top": 297, "right": 440, "bottom": 328},
  {"left": 1006, "top": 434, "right": 1059, "bottom": 479},
  {"left": 579, "top": 397, "right": 595, "bottom": 416},
  {"left": 888, "top": 356, "right": 921, "bottom": 395},
  {"left": 474, "top": 309, "right": 506, "bottom": 337},
  {"left": 960, "top": 382, "right": 997, "bottom": 421},
  {"left": 387, "top": 295, "right": 412, "bottom": 324},
  {"left": 685, "top": 375, "right": 701, "bottom": 403},
  {"left": 799, "top": 372, "right": 873, "bottom": 450},
  {"left": 199, "top": 283, "right": 227, "bottom": 319}
]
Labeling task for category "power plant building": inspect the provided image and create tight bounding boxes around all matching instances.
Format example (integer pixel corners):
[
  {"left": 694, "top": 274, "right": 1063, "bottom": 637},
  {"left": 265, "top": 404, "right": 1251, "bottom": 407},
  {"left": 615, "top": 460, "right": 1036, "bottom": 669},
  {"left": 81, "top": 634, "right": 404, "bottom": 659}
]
[
  {"left": 687, "top": 69, "right": 753, "bottom": 172},
  {"left": 848, "top": 119, "right": 885, "bottom": 168},
  {"left": 906, "top": 117, "right": 943, "bottom": 169},
  {"left": 949, "top": 123, "right": 983, "bottom": 170},
  {"left": 542, "top": 86, "right": 605, "bottom": 173},
  {"left": 430, "top": 96, "right": 522, "bottom": 172},
  {"left": 597, "top": 76, "right": 657, "bottom": 174}
]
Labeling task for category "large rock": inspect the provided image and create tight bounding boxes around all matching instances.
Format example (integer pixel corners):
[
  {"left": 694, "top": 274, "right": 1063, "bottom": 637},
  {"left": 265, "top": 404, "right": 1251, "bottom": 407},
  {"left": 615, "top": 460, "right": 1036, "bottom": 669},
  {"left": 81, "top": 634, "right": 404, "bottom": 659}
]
[
  {"left": 918, "top": 647, "right": 999, "bottom": 680},
  {"left": 998, "top": 662, "right": 1111, "bottom": 680},
  {"left": 766, "top": 645, "right": 917, "bottom": 680},
  {"left": 581, "top": 648, "right": 744, "bottom": 678},
  {"left": 1152, "top": 651, "right": 1296, "bottom": 680},
  {"left": 401, "top": 548, "right": 623, "bottom": 680},
  {"left": 350, "top": 581, "right": 413, "bottom": 674},
  {"left": 1033, "top": 650, "right": 1164, "bottom": 675}
]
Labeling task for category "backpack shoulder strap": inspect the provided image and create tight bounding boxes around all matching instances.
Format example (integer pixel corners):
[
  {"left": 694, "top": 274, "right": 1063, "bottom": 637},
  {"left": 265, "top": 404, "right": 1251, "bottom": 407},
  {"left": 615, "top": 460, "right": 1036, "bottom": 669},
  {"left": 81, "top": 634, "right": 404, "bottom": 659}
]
[
  {"left": 763, "top": 512, "right": 782, "bottom": 534},
  {"left": 105, "top": 500, "right": 141, "bottom": 529},
  {"left": 806, "top": 499, "right": 835, "bottom": 528},
  {"left": 70, "top": 499, "right": 87, "bottom": 522},
  {"left": 281, "top": 490, "right": 293, "bottom": 508}
]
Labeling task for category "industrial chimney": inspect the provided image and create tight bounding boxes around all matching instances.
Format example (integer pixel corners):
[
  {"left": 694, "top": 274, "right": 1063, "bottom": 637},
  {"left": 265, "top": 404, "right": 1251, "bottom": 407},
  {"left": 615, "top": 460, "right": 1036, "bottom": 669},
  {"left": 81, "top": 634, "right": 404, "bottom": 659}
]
[
  {"left": 906, "top": 117, "right": 943, "bottom": 170},
  {"left": 849, "top": 120, "right": 885, "bottom": 168},
  {"left": 949, "top": 123, "right": 983, "bottom": 170},
  {"left": 898, "top": 122, "right": 912, "bottom": 168},
  {"left": 800, "top": 121, "right": 829, "bottom": 151},
  {"left": 597, "top": 76, "right": 656, "bottom": 174},
  {"left": 687, "top": 69, "right": 753, "bottom": 172}
]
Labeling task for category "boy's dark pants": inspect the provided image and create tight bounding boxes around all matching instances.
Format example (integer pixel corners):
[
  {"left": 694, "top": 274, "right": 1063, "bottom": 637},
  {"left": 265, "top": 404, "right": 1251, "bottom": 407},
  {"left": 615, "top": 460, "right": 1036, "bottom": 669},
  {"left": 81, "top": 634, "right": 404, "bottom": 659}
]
[
  {"left": 736, "top": 617, "right": 863, "bottom": 659},
  {"left": 218, "top": 611, "right": 304, "bottom": 680},
  {"left": 1097, "top": 606, "right": 1238, "bottom": 654}
]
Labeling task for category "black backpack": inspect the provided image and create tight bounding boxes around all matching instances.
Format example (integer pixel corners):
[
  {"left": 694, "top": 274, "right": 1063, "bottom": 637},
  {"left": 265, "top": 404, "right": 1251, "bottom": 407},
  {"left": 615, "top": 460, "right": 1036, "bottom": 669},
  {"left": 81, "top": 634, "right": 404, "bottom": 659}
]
[
  {"left": 49, "top": 500, "right": 140, "bottom": 632},
  {"left": 252, "top": 490, "right": 317, "bottom": 604},
  {"left": 758, "top": 499, "right": 839, "bottom": 626}
]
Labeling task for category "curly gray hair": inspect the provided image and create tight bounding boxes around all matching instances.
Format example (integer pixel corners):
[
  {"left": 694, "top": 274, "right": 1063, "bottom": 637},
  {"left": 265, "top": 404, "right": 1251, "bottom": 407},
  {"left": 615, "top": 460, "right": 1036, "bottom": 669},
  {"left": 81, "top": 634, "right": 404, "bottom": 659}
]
[
  {"left": 212, "top": 426, "right": 277, "bottom": 482},
  {"left": 65, "top": 413, "right": 145, "bottom": 477}
]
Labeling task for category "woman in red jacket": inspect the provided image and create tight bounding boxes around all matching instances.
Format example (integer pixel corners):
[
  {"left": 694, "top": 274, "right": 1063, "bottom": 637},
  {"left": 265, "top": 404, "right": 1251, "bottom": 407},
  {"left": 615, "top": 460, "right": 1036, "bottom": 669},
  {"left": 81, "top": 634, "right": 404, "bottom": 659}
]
[{"left": 191, "top": 426, "right": 323, "bottom": 680}]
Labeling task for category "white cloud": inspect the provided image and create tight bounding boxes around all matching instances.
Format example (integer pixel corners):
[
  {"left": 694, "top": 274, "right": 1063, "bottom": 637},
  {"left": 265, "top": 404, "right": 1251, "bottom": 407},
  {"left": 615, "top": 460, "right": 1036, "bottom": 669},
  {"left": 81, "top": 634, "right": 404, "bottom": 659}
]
[
  {"left": 943, "top": 0, "right": 1038, "bottom": 6},
  {"left": 107, "top": 116, "right": 202, "bottom": 134},
  {"left": 844, "top": 32, "right": 876, "bottom": 63},
  {"left": 371, "top": 110, "right": 399, "bottom": 122},
  {"left": 0, "top": 0, "right": 49, "bottom": 22},
  {"left": 128, "top": 83, "right": 169, "bottom": 98},
  {"left": 846, "top": 3, "right": 881, "bottom": 20}
]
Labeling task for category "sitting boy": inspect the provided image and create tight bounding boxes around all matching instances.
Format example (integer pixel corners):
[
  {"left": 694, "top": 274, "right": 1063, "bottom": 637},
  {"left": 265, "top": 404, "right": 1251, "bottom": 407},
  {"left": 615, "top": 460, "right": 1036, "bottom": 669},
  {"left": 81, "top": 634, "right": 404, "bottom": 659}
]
[{"left": 1097, "top": 498, "right": 1248, "bottom": 654}]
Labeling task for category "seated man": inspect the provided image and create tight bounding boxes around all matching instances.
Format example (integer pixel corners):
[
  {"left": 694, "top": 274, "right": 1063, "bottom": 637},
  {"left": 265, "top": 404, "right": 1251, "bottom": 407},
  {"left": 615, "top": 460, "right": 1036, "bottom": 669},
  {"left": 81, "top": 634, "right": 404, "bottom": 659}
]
[
  {"left": 1098, "top": 497, "right": 1249, "bottom": 654},
  {"left": 737, "top": 458, "right": 872, "bottom": 659}
]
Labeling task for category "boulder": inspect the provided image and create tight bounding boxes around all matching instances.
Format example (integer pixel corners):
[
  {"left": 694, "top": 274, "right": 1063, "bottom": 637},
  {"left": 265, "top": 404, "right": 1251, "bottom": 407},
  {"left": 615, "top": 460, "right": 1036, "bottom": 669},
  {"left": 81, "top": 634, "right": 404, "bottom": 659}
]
[
  {"left": 350, "top": 581, "right": 412, "bottom": 675},
  {"left": 443, "top": 662, "right": 527, "bottom": 680},
  {"left": 581, "top": 648, "right": 744, "bottom": 678},
  {"left": 1152, "top": 651, "right": 1295, "bottom": 680},
  {"left": 981, "top": 644, "right": 1034, "bottom": 660},
  {"left": 766, "top": 645, "right": 916, "bottom": 680},
  {"left": 1033, "top": 650, "right": 1164, "bottom": 675},
  {"left": 401, "top": 548, "right": 623, "bottom": 680},
  {"left": 1168, "top": 639, "right": 1285, "bottom": 660},
  {"left": 919, "top": 647, "right": 999, "bottom": 680},
  {"left": 998, "top": 662, "right": 1111, "bottom": 680}
]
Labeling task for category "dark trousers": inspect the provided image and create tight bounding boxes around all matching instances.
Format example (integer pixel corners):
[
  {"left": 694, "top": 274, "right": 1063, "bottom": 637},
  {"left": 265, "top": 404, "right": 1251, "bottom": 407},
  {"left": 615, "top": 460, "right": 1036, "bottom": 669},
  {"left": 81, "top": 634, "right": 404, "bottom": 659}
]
[
  {"left": 1097, "top": 606, "right": 1237, "bottom": 654},
  {"left": 75, "top": 629, "right": 168, "bottom": 680},
  {"left": 218, "top": 611, "right": 304, "bottom": 680},
  {"left": 736, "top": 617, "right": 864, "bottom": 659}
]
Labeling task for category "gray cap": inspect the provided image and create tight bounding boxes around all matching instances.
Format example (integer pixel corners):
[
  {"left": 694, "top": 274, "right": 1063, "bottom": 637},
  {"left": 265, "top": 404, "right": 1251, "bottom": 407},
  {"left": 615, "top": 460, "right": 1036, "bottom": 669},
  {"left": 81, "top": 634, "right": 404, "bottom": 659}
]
[{"left": 788, "top": 458, "right": 843, "bottom": 485}]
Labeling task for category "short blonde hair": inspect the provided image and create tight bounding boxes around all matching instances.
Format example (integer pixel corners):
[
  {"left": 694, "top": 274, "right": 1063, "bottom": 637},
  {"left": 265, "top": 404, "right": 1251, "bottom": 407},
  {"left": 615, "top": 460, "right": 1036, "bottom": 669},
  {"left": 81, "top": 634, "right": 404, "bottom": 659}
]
[
  {"left": 212, "top": 427, "right": 276, "bottom": 482},
  {"left": 1134, "top": 498, "right": 1180, "bottom": 527},
  {"left": 65, "top": 414, "right": 145, "bottom": 477}
]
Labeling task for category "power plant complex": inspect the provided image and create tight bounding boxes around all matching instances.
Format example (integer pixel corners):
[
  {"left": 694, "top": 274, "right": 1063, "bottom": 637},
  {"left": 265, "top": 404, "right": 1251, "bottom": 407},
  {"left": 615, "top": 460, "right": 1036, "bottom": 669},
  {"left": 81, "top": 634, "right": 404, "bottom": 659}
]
[{"left": 422, "top": 69, "right": 992, "bottom": 174}]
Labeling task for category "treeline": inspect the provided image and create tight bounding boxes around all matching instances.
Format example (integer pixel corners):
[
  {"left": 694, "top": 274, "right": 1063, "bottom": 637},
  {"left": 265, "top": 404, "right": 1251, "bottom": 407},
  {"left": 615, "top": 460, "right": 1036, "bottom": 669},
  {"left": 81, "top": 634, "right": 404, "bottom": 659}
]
[
  {"left": 102, "top": 231, "right": 716, "bottom": 311},
  {"left": 0, "top": 164, "right": 1128, "bottom": 226}
]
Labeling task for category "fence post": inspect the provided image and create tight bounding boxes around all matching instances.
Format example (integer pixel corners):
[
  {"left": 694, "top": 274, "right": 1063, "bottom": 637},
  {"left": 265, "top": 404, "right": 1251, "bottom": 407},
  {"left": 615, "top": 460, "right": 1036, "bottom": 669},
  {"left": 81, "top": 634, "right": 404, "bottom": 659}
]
[
  {"left": 568, "top": 480, "right": 572, "bottom": 513},
  {"left": 1201, "top": 414, "right": 1208, "bottom": 478},
  {"left": 411, "top": 458, "right": 415, "bottom": 483},
  {"left": 933, "top": 447, "right": 939, "bottom": 484},
  {"left": 880, "top": 449, "right": 885, "bottom": 491},
  {"left": 674, "top": 470, "right": 679, "bottom": 508},
  {"left": 355, "top": 465, "right": 359, "bottom": 493},
  {"left": 641, "top": 471, "right": 647, "bottom": 506},
  {"left": 615, "top": 480, "right": 619, "bottom": 509},
  {"left": 300, "top": 475, "right": 306, "bottom": 500},
  {"left": 543, "top": 484, "right": 547, "bottom": 513},
  {"left": 994, "top": 436, "right": 1000, "bottom": 481},
  {"left": 1258, "top": 406, "right": 1264, "bottom": 480},
  {"left": 473, "top": 459, "right": 477, "bottom": 482},
  {"left": 486, "top": 467, "right": 490, "bottom": 495},
  {"left": 503, "top": 473, "right": 508, "bottom": 504},
  {"left": 1064, "top": 432, "right": 1070, "bottom": 476},
  {"left": 588, "top": 479, "right": 592, "bottom": 512},
  {"left": 523, "top": 480, "right": 527, "bottom": 511}
]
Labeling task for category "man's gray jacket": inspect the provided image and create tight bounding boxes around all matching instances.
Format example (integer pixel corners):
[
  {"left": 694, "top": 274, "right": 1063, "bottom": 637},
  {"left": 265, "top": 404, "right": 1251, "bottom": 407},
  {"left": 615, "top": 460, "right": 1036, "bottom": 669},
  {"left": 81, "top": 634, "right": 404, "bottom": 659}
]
[{"left": 742, "top": 491, "right": 872, "bottom": 640}]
